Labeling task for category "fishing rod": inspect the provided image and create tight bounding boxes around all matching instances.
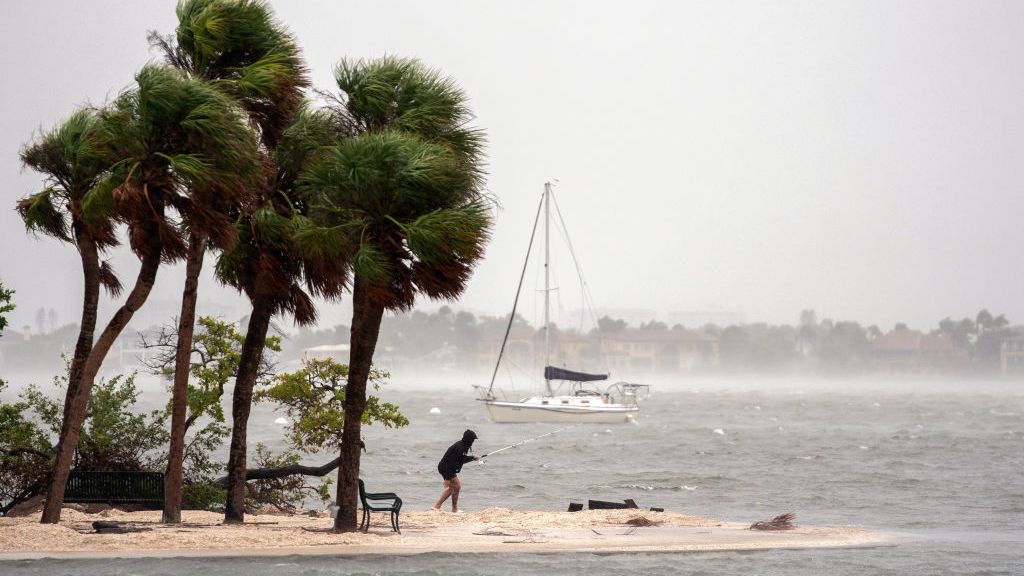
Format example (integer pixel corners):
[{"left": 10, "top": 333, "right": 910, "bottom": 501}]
[{"left": 481, "top": 426, "right": 572, "bottom": 459}]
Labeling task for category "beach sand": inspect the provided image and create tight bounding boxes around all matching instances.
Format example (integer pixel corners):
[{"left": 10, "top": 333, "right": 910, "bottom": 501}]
[{"left": 0, "top": 507, "right": 886, "bottom": 559}]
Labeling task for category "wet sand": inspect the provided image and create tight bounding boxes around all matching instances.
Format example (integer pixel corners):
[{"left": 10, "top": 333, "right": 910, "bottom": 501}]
[{"left": 0, "top": 507, "right": 885, "bottom": 559}]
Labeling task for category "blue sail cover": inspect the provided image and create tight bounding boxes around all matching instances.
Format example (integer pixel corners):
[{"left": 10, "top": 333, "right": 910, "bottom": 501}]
[{"left": 544, "top": 366, "right": 608, "bottom": 382}]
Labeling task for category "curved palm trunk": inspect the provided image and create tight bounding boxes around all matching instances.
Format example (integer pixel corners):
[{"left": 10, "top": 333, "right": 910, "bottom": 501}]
[
  {"left": 163, "top": 232, "right": 206, "bottom": 523},
  {"left": 334, "top": 277, "right": 385, "bottom": 532},
  {"left": 41, "top": 251, "right": 161, "bottom": 524},
  {"left": 224, "top": 295, "right": 273, "bottom": 524},
  {"left": 62, "top": 233, "right": 100, "bottom": 426},
  {"left": 40, "top": 226, "right": 101, "bottom": 524}
]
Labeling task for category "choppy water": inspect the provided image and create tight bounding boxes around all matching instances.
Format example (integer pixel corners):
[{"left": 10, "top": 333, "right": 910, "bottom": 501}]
[{"left": 4, "top": 375, "right": 1023, "bottom": 575}]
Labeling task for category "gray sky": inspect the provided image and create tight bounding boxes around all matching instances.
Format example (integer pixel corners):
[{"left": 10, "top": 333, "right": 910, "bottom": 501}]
[{"left": 2, "top": 0, "right": 1023, "bottom": 333}]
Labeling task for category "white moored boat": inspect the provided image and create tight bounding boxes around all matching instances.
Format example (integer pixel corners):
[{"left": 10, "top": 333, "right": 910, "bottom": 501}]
[
  {"left": 476, "top": 182, "right": 650, "bottom": 423},
  {"left": 482, "top": 386, "right": 648, "bottom": 424}
]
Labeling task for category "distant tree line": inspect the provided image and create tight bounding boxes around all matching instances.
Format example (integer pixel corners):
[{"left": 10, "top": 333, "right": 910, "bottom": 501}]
[{"left": 283, "top": 306, "right": 1020, "bottom": 374}]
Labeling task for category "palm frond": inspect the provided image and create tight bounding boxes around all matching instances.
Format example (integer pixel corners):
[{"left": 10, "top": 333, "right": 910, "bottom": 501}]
[
  {"left": 98, "top": 260, "right": 123, "bottom": 298},
  {"left": 404, "top": 203, "right": 492, "bottom": 265},
  {"left": 291, "top": 215, "right": 350, "bottom": 261},
  {"left": 98, "top": 63, "right": 262, "bottom": 258},
  {"left": 168, "top": 0, "right": 308, "bottom": 146},
  {"left": 352, "top": 243, "right": 390, "bottom": 286},
  {"left": 16, "top": 188, "right": 70, "bottom": 242}
]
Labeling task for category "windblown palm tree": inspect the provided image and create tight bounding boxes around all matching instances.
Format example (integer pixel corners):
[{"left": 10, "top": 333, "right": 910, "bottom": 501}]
[
  {"left": 24, "top": 64, "right": 261, "bottom": 524},
  {"left": 215, "top": 102, "right": 345, "bottom": 523},
  {"left": 298, "top": 57, "right": 490, "bottom": 531},
  {"left": 150, "top": 0, "right": 308, "bottom": 523},
  {"left": 18, "top": 109, "right": 121, "bottom": 520}
]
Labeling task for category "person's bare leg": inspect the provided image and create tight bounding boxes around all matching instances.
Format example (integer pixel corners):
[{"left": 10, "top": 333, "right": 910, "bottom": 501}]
[
  {"left": 434, "top": 479, "right": 453, "bottom": 510},
  {"left": 450, "top": 476, "right": 462, "bottom": 512}
]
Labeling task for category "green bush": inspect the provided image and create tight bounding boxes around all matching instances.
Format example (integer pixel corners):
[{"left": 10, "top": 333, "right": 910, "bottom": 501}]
[{"left": 182, "top": 483, "right": 226, "bottom": 511}]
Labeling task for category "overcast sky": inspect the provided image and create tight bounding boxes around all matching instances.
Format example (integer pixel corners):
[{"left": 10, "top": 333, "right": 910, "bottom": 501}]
[{"left": 2, "top": 0, "right": 1023, "bottom": 334}]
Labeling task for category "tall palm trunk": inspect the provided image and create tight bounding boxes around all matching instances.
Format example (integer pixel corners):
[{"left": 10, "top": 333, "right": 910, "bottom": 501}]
[
  {"left": 41, "top": 250, "right": 161, "bottom": 524},
  {"left": 224, "top": 294, "right": 273, "bottom": 523},
  {"left": 41, "top": 226, "right": 101, "bottom": 524},
  {"left": 162, "top": 232, "right": 206, "bottom": 523},
  {"left": 334, "top": 277, "right": 385, "bottom": 532},
  {"left": 62, "top": 232, "right": 100, "bottom": 427}
]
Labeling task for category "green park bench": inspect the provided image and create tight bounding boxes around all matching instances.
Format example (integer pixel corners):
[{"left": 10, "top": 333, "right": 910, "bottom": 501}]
[
  {"left": 358, "top": 479, "right": 402, "bottom": 533},
  {"left": 64, "top": 471, "right": 165, "bottom": 509}
]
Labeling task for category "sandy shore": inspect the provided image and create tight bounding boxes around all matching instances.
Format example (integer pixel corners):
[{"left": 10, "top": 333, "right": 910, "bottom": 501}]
[{"left": 0, "top": 507, "right": 886, "bottom": 559}]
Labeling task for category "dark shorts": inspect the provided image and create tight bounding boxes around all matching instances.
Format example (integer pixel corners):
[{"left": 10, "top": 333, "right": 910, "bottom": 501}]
[{"left": 439, "top": 468, "right": 457, "bottom": 481}]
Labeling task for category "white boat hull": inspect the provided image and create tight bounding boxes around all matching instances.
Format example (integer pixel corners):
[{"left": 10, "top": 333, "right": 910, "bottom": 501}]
[{"left": 482, "top": 397, "right": 639, "bottom": 424}]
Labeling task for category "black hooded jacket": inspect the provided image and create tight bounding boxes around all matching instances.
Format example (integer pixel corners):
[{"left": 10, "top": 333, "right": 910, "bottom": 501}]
[{"left": 437, "top": 430, "right": 478, "bottom": 477}]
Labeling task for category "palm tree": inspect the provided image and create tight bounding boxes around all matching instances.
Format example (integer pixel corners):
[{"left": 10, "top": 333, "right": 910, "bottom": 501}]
[
  {"left": 215, "top": 102, "right": 344, "bottom": 523},
  {"left": 18, "top": 109, "right": 122, "bottom": 521},
  {"left": 298, "top": 57, "right": 490, "bottom": 531},
  {"left": 149, "top": 0, "right": 308, "bottom": 523},
  {"left": 25, "top": 64, "right": 261, "bottom": 524}
]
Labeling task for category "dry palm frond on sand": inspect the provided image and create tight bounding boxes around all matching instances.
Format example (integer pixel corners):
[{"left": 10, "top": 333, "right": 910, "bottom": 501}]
[
  {"left": 749, "top": 513, "right": 796, "bottom": 531},
  {"left": 625, "top": 516, "right": 662, "bottom": 527}
]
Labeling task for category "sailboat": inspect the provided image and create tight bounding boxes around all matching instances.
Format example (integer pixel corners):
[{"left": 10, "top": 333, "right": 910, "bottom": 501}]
[{"left": 476, "top": 182, "right": 650, "bottom": 423}]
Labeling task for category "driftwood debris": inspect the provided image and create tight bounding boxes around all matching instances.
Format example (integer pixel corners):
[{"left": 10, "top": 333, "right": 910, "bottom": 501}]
[
  {"left": 473, "top": 526, "right": 519, "bottom": 536},
  {"left": 91, "top": 521, "right": 151, "bottom": 534},
  {"left": 212, "top": 441, "right": 364, "bottom": 486},
  {"left": 625, "top": 515, "right": 662, "bottom": 527},
  {"left": 588, "top": 499, "right": 630, "bottom": 510},
  {"left": 213, "top": 457, "right": 341, "bottom": 486},
  {"left": 749, "top": 512, "right": 797, "bottom": 531},
  {"left": 576, "top": 498, "right": 665, "bottom": 512}
]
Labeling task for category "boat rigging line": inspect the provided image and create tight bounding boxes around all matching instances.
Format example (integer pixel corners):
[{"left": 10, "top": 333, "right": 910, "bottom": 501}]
[{"left": 486, "top": 192, "right": 545, "bottom": 397}]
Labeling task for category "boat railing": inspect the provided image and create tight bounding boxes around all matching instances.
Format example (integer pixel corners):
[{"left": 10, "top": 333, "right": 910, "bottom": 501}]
[{"left": 605, "top": 382, "right": 651, "bottom": 405}]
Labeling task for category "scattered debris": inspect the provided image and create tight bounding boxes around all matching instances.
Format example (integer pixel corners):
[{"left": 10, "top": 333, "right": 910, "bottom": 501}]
[
  {"left": 91, "top": 521, "right": 151, "bottom": 534},
  {"left": 500, "top": 527, "right": 546, "bottom": 543},
  {"left": 300, "top": 527, "right": 334, "bottom": 534},
  {"left": 749, "top": 512, "right": 797, "bottom": 531},
  {"left": 588, "top": 499, "right": 630, "bottom": 510},
  {"left": 620, "top": 526, "right": 639, "bottom": 536},
  {"left": 625, "top": 516, "right": 662, "bottom": 527},
  {"left": 473, "top": 526, "right": 519, "bottom": 536}
]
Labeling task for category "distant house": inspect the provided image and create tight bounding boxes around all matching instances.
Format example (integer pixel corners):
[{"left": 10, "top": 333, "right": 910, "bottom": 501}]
[
  {"left": 476, "top": 326, "right": 719, "bottom": 375},
  {"left": 871, "top": 329, "right": 967, "bottom": 372},
  {"left": 599, "top": 328, "right": 718, "bottom": 372},
  {"left": 999, "top": 335, "right": 1024, "bottom": 375},
  {"left": 476, "top": 325, "right": 542, "bottom": 371}
]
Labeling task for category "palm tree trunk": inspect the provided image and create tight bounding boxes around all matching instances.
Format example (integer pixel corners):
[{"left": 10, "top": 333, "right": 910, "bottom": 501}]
[
  {"left": 39, "top": 228, "right": 100, "bottom": 524},
  {"left": 334, "top": 277, "right": 384, "bottom": 532},
  {"left": 40, "top": 250, "right": 161, "bottom": 524},
  {"left": 224, "top": 295, "right": 273, "bottom": 524},
  {"left": 162, "top": 232, "right": 206, "bottom": 524}
]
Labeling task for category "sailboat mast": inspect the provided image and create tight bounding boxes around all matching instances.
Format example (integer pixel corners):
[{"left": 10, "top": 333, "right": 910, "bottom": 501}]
[{"left": 543, "top": 182, "right": 552, "bottom": 396}]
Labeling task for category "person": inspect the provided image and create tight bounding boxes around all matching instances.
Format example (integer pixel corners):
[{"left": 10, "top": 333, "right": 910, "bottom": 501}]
[{"left": 434, "top": 429, "right": 481, "bottom": 512}]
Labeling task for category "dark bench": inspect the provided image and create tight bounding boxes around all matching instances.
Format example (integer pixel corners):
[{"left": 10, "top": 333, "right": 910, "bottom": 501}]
[
  {"left": 64, "top": 471, "right": 164, "bottom": 509},
  {"left": 358, "top": 479, "right": 402, "bottom": 533}
]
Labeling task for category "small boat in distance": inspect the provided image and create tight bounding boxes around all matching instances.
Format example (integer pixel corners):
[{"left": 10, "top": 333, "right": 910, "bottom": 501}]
[{"left": 476, "top": 182, "right": 650, "bottom": 423}]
